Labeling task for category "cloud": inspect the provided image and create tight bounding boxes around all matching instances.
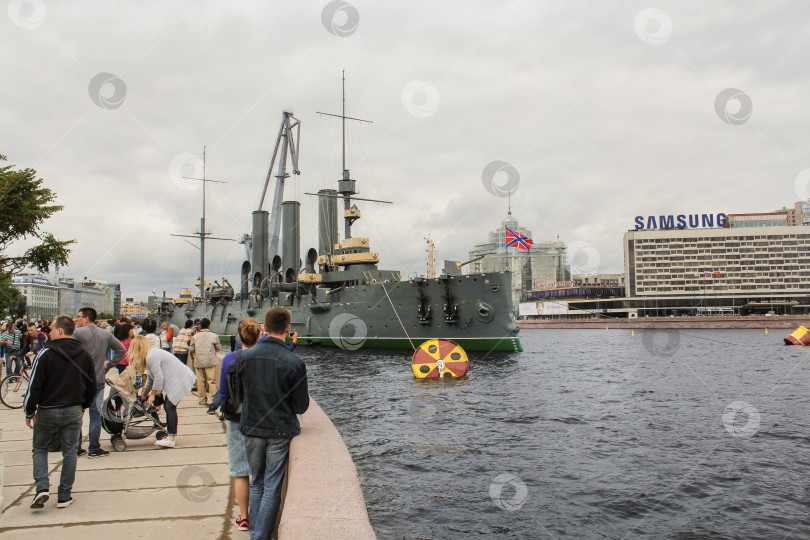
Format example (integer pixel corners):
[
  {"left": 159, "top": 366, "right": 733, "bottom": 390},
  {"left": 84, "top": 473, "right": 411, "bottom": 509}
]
[{"left": 3, "top": 1, "right": 810, "bottom": 299}]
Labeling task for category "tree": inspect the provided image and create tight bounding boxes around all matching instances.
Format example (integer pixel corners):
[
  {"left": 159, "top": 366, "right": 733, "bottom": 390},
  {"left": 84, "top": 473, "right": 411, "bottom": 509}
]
[
  {"left": 10, "top": 294, "right": 26, "bottom": 319},
  {"left": 0, "top": 272, "right": 20, "bottom": 318},
  {"left": 0, "top": 154, "right": 73, "bottom": 314}
]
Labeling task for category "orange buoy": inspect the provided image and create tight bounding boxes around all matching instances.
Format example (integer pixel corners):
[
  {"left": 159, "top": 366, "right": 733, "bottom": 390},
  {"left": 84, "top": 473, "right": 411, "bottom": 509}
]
[
  {"left": 784, "top": 326, "right": 810, "bottom": 346},
  {"left": 412, "top": 339, "right": 469, "bottom": 378}
]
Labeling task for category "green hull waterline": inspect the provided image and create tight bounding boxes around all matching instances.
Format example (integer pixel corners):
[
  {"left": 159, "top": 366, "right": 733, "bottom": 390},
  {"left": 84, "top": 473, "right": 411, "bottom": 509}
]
[
  {"left": 296, "top": 336, "right": 523, "bottom": 352},
  {"left": 220, "top": 335, "right": 522, "bottom": 352}
]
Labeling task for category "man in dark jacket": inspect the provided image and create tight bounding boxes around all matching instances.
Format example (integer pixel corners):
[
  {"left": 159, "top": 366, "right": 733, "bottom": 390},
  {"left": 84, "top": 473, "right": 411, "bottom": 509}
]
[
  {"left": 24, "top": 315, "right": 96, "bottom": 510},
  {"left": 237, "top": 307, "right": 308, "bottom": 539}
]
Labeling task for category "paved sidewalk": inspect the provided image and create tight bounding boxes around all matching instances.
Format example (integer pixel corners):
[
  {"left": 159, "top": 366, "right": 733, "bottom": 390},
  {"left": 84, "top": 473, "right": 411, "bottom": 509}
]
[{"left": 0, "top": 396, "right": 241, "bottom": 539}]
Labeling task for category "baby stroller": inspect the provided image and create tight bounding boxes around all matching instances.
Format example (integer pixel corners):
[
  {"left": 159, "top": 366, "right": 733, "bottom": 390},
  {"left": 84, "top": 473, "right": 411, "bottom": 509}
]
[{"left": 102, "top": 366, "right": 168, "bottom": 451}]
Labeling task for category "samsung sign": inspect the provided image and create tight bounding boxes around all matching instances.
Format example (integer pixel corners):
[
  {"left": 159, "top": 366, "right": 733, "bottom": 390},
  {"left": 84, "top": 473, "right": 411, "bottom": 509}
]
[{"left": 634, "top": 213, "right": 727, "bottom": 231}]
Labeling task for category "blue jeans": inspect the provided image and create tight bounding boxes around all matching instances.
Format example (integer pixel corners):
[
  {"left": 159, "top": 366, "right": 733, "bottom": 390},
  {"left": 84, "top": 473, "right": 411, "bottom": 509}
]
[
  {"left": 210, "top": 392, "right": 222, "bottom": 410},
  {"left": 87, "top": 386, "right": 104, "bottom": 453},
  {"left": 246, "top": 436, "right": 290, "bottom": 539},
  {"left": 32, "top": 405, "right": 83, "bottom": 500},
  {"left": 174, "top": 352, "right": 188, "bottom": 367},
  {"left": 5, "top": 354, "right": 22, "bottom": 376},
  {"left": 164, "top": 398, "right": 178, "bottom": 436}
]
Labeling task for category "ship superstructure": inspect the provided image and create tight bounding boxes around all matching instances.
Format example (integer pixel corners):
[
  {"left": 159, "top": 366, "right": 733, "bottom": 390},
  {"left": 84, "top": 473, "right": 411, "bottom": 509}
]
[{"left": 161, "top": 76, "right": 521, "bottom": 352}]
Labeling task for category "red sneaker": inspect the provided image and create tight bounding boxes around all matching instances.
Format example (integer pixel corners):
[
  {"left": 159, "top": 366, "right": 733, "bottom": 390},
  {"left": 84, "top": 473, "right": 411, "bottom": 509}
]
[{"left": 235, "top": 516, "right": 249, "bottom": 531}]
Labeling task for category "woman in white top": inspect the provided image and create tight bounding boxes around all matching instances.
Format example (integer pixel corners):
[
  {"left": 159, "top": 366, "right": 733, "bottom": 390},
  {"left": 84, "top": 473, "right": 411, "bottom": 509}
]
[
  {"left": 129, "top": 335, "right": 196, "bottom": 448},
  {"left": 142, "top": 318, "right": 161, "bottom": 350}
]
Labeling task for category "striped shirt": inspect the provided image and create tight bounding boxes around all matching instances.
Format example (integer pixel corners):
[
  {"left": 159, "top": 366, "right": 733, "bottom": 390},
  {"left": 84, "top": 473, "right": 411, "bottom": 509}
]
[
  {"left": 1, "top": 329, "right": 22, "bottom": 352},
  {"left": 172, "top": 328, "right": 193, "bottom": 354}
]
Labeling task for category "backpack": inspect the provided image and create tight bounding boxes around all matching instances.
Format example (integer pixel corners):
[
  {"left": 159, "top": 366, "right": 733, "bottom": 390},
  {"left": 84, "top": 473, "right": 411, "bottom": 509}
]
[{"left": 223, "top": 350, "right": 242, "bottom": 422}]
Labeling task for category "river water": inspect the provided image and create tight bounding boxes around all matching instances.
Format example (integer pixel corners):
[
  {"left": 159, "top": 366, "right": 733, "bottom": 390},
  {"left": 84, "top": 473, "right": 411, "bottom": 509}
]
[{"left": 301, "top": 329, "right": 810, "bottom": 539}]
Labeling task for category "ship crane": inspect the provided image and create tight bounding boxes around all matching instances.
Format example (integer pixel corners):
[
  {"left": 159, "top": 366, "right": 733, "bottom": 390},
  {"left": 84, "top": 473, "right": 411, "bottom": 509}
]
[{"left": 425, "top": 235, "right": 436, "bottom": 278}]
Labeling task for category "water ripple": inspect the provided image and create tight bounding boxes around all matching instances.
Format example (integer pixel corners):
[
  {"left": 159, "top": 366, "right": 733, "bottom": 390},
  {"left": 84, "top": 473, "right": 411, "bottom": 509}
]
[{"left": 301, "top": 329, "right": 810, "bottom": 539}]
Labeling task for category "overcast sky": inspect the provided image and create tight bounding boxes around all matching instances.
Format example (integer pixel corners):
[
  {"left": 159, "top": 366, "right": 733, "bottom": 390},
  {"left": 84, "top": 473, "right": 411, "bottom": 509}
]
[{"left": 3, "top": 1, "right": 810, "bottom": 300}]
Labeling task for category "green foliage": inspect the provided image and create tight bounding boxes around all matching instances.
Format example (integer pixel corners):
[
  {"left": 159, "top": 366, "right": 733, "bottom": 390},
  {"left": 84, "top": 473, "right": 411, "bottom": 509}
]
[
  {"left": 98, "top": 312, "right": 114, "bottom": 320},
  {"left": 0, "top": 272, "right": 20, "bottom": 318},
  {"left": 0, "top": 154, "right": 73, "bottom": 314},
  {"left": 11, "top": 294, "right": 26, "bottom": 319}
]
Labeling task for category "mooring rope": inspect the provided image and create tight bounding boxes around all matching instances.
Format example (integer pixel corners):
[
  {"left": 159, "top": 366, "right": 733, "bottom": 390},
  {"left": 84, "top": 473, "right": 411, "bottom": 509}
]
[{"left": 382, "top": 281, "right": 416, "bottom": 350}]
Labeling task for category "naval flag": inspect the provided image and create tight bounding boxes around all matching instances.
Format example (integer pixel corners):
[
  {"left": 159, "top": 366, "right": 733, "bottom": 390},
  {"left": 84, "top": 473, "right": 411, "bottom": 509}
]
[{"left": 505, "top": 228, "right": 533, "bottom": 251}]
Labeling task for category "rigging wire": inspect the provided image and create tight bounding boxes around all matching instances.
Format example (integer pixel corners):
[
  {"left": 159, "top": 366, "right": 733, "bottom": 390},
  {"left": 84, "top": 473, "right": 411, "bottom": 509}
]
[{"left": 382, "top": 281, "right": 416, "bottom": 351}]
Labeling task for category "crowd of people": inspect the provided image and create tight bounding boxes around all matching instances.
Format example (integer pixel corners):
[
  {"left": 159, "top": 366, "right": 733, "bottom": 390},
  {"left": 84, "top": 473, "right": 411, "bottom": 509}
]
[{"left": 3, "top": 306, "right": 309, "bottom": 539}]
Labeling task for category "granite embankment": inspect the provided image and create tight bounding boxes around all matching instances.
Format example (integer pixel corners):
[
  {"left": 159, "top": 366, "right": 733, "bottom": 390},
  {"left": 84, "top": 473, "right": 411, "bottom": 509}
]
[{"left": 518, "top": 315, "right": 810, "bottom": 330}]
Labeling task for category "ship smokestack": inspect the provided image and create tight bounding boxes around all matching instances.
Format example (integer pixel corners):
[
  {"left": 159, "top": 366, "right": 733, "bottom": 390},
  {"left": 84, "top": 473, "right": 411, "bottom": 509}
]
[
  {"left": 305, "top": 248, "right": 318, "bottom": 274},
  {"left": 281, "top": 201, "right": 301, "bottom": 281},
  {"left": 251, "top": 210, "right": 270, "bottom": 292},
  {"left": 317, "top": 189, "right": 338, "bottom": 272}
]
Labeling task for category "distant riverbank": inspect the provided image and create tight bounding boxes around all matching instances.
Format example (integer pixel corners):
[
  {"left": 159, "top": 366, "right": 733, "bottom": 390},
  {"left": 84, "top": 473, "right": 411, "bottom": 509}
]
[{"left": 518, "top": 314, "right": 810, "bottom": 330}]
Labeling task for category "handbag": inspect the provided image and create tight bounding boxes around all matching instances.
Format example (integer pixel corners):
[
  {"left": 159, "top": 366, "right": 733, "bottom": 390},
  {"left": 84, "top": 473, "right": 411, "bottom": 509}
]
[{"left": 223, "top": 350, "right": 242, "bottom": 422}]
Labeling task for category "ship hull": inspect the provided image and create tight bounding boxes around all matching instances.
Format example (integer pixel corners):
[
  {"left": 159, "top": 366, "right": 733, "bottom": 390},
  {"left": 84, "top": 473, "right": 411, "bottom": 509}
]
[{"left": 161, "top": 271, "right": 522, "bottom": 353}]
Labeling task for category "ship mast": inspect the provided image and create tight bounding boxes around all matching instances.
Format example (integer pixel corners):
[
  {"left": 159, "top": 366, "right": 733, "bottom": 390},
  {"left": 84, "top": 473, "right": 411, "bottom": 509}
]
[
  {"left": 171, "top": 147, "right": 233, "bottom": 304},
  {"left": 317, "top": 71, "right": 372, "bottom": 240}
]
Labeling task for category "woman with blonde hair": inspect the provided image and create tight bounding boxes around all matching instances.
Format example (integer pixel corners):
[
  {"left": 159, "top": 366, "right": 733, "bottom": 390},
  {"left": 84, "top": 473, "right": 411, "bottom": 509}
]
[
  {"left": 129, "top": 335, "right": 196, "bottom": 448},
  {"left": 217, "top": 318, "right": 261, "bottom": 532}
]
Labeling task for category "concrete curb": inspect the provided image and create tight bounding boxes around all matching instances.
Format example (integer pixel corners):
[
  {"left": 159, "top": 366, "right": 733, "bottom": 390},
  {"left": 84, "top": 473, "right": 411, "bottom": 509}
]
[{"left": 279, "top": 398, "right": 376, "bottom": 539}]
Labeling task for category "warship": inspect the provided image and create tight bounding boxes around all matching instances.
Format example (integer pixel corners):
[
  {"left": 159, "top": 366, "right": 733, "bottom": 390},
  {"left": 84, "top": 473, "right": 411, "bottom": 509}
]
[{"left": 159, "top": 77, "right": 522, "bottom": 352}]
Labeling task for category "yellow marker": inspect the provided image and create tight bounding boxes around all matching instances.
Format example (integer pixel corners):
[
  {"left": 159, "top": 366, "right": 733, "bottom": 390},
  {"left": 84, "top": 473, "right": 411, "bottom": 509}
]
[
  {"left": 631, "top": 329, "right": 635, "bottom": 337},
  {"left": 605, "top": 325, "right": 609, "bottom": 330},
  {"left": 765, "top": 328, "right": 768, "bottom": 334}
]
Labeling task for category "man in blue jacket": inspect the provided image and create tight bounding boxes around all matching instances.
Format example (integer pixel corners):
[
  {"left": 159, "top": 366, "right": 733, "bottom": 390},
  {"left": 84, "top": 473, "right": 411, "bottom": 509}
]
[
  {"left": 237, "top": 307, "right": 308, "bottom": 539},
  {"left": 24, "top": 315, "right": 96, "bottom": 510}
]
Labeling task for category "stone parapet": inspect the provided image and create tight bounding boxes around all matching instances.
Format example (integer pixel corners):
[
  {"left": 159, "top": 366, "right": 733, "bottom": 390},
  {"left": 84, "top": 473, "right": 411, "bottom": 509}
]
[{"left": 278, "top": 398, "right": 375, "bottom": 539}]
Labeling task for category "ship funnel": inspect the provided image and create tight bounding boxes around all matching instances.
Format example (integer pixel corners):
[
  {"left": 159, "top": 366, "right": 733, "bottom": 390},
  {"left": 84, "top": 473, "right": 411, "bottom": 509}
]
[
  {"left": 240, "top": 261, "right": 250, "bottom": 296},
  {"left": 305, "top": 248, "right": 318, "bottom": 274},
  {"left": 251, "top": 210, "right": 270, "bottom": 292},
  {"left": 281, "top": 201, "right": 301, "bottom": 281},
  {"left": 318, "top": 189, "right": 338, "bottom": 272}
]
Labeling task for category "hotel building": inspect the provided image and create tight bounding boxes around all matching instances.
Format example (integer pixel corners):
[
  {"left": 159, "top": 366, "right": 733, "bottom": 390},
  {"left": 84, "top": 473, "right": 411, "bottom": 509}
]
[
  {"left": 10, "top": 275, "right": 60, "bottom": 320},
  {"left": 11, "top": 274, "right": 121, "bottom": 320},
  {"left": 621, "top": 224, "right": 810, "bottom": 316}
]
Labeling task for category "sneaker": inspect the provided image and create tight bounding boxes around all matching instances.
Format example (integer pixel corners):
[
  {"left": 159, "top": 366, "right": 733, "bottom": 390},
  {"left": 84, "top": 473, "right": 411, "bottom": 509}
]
[
  {"left": 155, "top": 438, "right": 176, "bottom": 448},
  {"left": 77, "top": 448, "right": 87, "bottom": 457},
  {"left": 57, "top": 497, "right": 74, "bottom": 508},
  {"left": 207, "top": 406, "right": 217, "bottom": 415},
  {"left": 30, "top": 491, "right": 49, "bottom": 509},
  {"left": 235, "top": 516, "right": 249, "bottom": 531},
  {"left": 87, "top": 449, "right": 110, "bottom": 458}
]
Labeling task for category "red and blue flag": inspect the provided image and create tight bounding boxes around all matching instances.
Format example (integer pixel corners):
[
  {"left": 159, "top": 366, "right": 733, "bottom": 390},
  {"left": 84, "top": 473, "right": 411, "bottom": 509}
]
[{"left": 505, "top": 228, "right": 533, "bottom": 251}]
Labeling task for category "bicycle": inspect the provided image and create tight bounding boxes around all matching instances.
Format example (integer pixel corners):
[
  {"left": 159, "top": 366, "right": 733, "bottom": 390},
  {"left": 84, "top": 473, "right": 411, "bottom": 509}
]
[{"left": 0, "top": 356, "right": 32, "bottom": 409}]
